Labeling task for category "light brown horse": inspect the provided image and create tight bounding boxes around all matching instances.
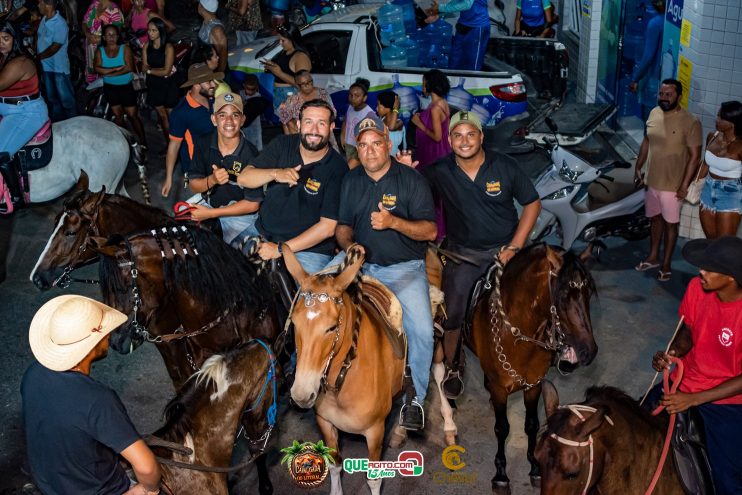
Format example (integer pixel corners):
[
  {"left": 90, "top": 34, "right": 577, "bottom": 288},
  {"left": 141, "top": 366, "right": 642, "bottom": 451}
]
[
  {"left": 284, "top": 245, "right": 405, "bottom": 495},
  {"left": 535, "top": 381, "right": 683, "bottom": 494},
  {"left": 467, "top": 243, "right": 598, "bottom": 493},
  {"left": 151, "top": 340, "right": 278, "bottom": 495}
]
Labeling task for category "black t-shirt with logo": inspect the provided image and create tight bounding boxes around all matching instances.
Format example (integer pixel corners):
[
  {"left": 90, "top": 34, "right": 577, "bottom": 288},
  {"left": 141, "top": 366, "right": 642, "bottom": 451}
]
[
  {"left": 190, "top": 131, "right": 263, "bottom": 208},
  {"left": 423, "top": 152, "right": 539, "bottom": 250},
  {"left": 338, "top": 159, "right": 436, "bottom": 266},
  {"left": 253, "top": 134, "right": 348, "bottom": 255}
]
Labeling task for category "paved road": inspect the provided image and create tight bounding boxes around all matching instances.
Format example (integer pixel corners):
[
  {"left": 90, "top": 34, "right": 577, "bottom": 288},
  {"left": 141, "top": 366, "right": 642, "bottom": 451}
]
[{"left": 0, "top": 94, "right": 702, "bottom": 495}]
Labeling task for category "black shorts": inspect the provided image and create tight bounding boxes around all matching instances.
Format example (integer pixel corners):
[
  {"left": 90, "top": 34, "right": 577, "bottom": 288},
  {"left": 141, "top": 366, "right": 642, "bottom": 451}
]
[{"left": 103, "top": 82, "right": 137, "bottom": 108}]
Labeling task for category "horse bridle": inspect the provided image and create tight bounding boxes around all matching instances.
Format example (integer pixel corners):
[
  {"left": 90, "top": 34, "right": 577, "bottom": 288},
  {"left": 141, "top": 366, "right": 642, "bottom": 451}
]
[
  {"left": 487, "top": 257, "right": 590, "bottom": 389},
  {"left": 52, "top": 206, "right": 103, "bottom": 288},
  {"left": 548, "top": 405, "right": 614, "bottom": 495}
]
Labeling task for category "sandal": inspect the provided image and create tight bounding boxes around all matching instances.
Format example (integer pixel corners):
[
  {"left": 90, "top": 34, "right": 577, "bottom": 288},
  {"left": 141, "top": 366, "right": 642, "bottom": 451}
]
[
  {"left": 635, "top": 261, "right": 660, "bottom": 272},
  {"left": 657, "top": 270, "right": 672, "bottom": 282}
]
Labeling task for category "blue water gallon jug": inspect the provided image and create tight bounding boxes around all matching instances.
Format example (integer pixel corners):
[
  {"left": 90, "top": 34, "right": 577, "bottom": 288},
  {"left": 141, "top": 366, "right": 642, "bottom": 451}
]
[
  {"left": 394, "top": 36, "right": 419, "bottom": 67},
  {"left": 392, "top": 0, "right": 416, "bottom": 34},
  {"left": 378, "top": 2, "right": 406, "bottom": 46},
  {"left": 269, "top": 0, "right": 289, "bottom": 13},
  {"left": 421, "top": 43, "right": 447, "bottom": 68},
  {"left": 432, "top": 19, "right": 453, "bottom": 54},
  {"left": 470, "top": 102, "right": 492, "bottom": 126},
  {"left": 381, "top": 43, "right": 407, "bottom": 68},
  {"left": 446, "top": 78, "right": 474, "bottom": 111},
  {"left": 391, "top": 73, "right": 419, "bottom": 121}
]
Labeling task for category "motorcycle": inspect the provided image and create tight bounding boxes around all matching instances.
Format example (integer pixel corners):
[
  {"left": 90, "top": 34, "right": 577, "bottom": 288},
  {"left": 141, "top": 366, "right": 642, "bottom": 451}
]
[{"left": 530, "top": 117, "right": 650, "bottom": 253}]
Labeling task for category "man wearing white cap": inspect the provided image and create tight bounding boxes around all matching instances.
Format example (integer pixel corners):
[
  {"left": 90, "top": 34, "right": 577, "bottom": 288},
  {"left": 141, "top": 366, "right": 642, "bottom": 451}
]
[
  {"left": 21, "top": 295, "right": 161, "bottom": 495},
  {"left": 198, "top": 0, "right": 228, "bottom": 73}
]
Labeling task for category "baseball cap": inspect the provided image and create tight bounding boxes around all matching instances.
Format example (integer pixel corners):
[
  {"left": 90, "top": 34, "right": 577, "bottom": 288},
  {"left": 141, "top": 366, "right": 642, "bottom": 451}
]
[
  {"left": 682, "top": 236, "right": 742, "bottom": 285},
  {"left": 213, "top": 92, "right": 244, "bottom": 114},
  {"left": 449, "top": 111, "right": 482, "bottom": 133},
  {"left": 353, "top": 113, "right": 388, "bottom": 139},
  {"left": 199, "top": 0, "right": 217, "bottom": 13}
]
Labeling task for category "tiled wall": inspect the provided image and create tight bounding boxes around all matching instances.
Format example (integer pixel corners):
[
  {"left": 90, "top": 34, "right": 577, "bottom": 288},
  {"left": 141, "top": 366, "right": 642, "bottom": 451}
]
[{"left": 575, "top": 0, "right": 602, "bottom": 102}]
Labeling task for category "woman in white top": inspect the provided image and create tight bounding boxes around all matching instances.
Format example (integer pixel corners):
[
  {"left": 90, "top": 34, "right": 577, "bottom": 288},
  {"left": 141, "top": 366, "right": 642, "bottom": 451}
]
[{"left": 699, "top": 101, "right": 742, "bottom": 238}]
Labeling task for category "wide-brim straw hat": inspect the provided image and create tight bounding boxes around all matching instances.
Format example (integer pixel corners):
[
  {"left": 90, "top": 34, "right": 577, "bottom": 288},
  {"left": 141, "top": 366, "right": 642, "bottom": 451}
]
[{"left": 29, "top": 295, "right": 127, "bottom": 371}]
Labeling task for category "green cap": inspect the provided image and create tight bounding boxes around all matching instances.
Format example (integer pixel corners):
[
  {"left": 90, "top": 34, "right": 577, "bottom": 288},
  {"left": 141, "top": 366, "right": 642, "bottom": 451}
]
[{"left": 449, "top": 111, "right": 483, "bottom": 133}]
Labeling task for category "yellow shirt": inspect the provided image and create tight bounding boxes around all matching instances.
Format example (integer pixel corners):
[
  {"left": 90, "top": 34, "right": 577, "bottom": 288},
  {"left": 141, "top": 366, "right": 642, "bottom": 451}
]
[{"left": 645, "top": 106, "right": 702, "bottom": 191}]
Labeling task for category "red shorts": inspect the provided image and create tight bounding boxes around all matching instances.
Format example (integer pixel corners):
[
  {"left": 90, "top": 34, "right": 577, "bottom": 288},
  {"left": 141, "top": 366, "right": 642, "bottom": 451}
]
[{"left": 645, "top": 187, "right": 682, "bottom": 223}]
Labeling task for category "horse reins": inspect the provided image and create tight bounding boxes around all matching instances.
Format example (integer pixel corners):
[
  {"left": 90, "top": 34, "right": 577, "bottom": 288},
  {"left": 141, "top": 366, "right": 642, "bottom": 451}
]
[{"left": 548, "top": 405, "right": 615, "bottom": 495}]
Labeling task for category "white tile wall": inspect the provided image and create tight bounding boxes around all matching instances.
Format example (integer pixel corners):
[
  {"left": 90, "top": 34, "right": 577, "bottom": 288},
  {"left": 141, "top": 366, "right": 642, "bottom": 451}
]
[{"left": 575, "top": 0, "right": 602, "bottom": 102}]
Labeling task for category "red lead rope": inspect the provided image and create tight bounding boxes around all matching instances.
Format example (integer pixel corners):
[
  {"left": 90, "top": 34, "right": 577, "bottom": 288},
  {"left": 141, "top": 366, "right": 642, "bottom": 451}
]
[
  {"left": 173, "top": 202, "right": 196, "bottom": 222},
  {"left": 645, "top": 356, "right": 684, "bottom": 495}
]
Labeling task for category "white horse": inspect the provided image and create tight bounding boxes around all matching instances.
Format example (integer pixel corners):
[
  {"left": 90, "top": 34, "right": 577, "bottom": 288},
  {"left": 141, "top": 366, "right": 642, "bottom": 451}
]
[{"left": 25, "top": 116, "right": 144, "bottom": 202}]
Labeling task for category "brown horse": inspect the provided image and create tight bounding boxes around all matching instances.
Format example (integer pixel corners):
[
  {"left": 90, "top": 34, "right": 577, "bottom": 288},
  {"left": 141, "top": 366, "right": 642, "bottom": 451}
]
[
  {"left": 284, "top": 245, "right": 405, "bottom": 495},
  {"left": 151, "top": 340, "right": 278, "bottom": 495},
  {"left": 30, "top": 172, "right": 172, "bottom": 290},
  {"left": 535, "top": 381, "right": 682, "bottom": 494},
  {"left": 466, "top": 243, "right": 598, "bottom": 493}
]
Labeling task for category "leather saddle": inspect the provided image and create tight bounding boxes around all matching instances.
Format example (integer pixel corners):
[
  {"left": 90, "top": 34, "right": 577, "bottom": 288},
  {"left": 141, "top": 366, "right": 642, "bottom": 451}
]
[
  {"left": 0, "top": 119, "right": 54, "bottom": 214},
  {"left": 357, "top": 276, "right": 407, "bottom": 360},
  {"left": 672, "top": 409, "right": 716, "bottom": 495}
]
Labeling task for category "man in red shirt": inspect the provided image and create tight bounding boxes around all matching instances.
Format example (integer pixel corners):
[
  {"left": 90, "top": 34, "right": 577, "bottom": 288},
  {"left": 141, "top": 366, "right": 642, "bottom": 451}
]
[{"left": 652, "top": 236, "right": 742, "bottom": 494}]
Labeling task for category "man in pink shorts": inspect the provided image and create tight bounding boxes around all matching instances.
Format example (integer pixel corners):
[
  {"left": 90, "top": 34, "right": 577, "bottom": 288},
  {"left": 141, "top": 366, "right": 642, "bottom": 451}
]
[{"left": 634, "top": 79, "right": 702, "bottom": 281}]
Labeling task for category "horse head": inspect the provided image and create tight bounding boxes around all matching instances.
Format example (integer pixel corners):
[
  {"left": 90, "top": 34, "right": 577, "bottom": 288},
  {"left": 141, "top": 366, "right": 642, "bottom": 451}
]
[
  {"left": 30, "top": 172, "right": 107, "bottom": 290},
  {"left": 535, "top": 380, "right": 611, "bottom": 495},
  {"left": 284, "top": 245, "right": 364, "bottom": 408},
  {"left": 543, "top": 245, "right": 598, "bottom": 367}
]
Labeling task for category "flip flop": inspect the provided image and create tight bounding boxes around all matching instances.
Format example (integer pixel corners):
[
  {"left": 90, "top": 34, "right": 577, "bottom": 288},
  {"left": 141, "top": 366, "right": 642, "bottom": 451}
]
[
  {"left": 635, "top": 261, "right": 660, "bottom": 272},
  {"left": 657, "top": 270, "right": 672, "bottom": 282}
]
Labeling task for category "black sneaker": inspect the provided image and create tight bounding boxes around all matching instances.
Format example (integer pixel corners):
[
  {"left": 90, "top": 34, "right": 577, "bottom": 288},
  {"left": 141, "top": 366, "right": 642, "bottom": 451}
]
[
  {"left": 399, "top": 399, "right": 424, "bottom": 431},
  {"left": 441, "top": 369, "right": 465, "bottom": 400}
]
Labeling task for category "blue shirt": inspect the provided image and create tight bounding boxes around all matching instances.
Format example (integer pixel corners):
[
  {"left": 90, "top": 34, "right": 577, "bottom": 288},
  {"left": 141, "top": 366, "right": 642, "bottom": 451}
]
[
  {"left": 439, "top": 0, "right": 490, "bottom": 28},
  {"left": 517, "top": 0, "right": 551, "bottom": 28},
  {"left": 631, "top": 6, "right": 663, "bottom": 84},
  {"left": 38, "top": 12, "right": 70, "bottom": 74}
]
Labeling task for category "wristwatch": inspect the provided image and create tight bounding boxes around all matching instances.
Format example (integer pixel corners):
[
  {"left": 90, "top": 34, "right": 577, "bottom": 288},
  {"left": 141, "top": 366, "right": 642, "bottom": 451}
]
[
  {"left": 146, "top": 69, "right": 151, "bottom": 75},
  {"left": 503, "top": 244, "right": 520, "bottom": 252},
  {"left": 277, "top": 243, "right": 283, "bottom": 255}
]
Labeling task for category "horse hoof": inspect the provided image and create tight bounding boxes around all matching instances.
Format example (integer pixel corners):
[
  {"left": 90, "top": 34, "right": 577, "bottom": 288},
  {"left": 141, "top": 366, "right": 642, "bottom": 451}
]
[
  {"left": 491, "top": 482, "right": 511, "bottom": 495},
  {"left": 530, "top": 475, "right": 541, "bottom": 488},
  {"left": 444, "top": 430, "right": 457, "bottom": 446},
  {"left": 388, "top": 426, "right": 407, "bottom": 449}
]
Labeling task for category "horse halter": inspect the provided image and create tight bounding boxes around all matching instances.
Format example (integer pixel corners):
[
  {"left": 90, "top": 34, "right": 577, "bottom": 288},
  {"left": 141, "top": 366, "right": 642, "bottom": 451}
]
[
  {"left": 52, "top": 206, "right": 103, "bottom": 288},
  {"left": 548, "top": 405, "right": 614, "bottom": 495}
]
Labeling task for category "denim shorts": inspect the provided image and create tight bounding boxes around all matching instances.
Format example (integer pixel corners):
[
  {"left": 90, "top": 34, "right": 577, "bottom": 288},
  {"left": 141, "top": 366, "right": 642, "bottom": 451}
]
[{"left": 700, "top": 176, "right": 742, "bottom": 214}]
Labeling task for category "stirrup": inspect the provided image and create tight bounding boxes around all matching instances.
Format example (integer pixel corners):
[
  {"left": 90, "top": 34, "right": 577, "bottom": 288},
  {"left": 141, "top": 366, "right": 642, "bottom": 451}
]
[
  {"left": 441, "top": 367, "right": 465, "bottom": 400},
  {"left": 399, "top": 398, "right": 424, "bottom": 431}
]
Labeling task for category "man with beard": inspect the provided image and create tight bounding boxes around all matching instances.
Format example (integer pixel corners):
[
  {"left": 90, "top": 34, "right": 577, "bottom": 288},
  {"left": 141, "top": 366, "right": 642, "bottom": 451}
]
[
  {"left": 162, "top": 63, "right": 221, "bottom": 197},
  {"left": 236, "top": 99, "right": 348, "bottom": 273},
  {"left": 186, "top": 92, "right": 262, "bottom": 245},
  {"left": 420, "top": 111, "right": 541, "bottom": 399},
  {"left": 651, "top": 236, "right": 742, "bottom": 494},
  {"left": 328, "top": 114, "right": 438, "bottom": 430},
  {"left": 635, "top": 79, "right": 702, "bottom": 282}
]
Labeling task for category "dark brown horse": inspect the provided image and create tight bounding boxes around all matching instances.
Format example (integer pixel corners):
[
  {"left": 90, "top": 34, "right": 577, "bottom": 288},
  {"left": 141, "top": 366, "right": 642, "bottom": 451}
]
[
  {"left": 535, "top": 381, "right": 682, "bottom": 494},
  {"left": 467, "top": 243, "right": 598, "bottom": 493},
  {"left": 151, "top": 340, "right": 278, "bottom": 495},
  {"left": 30, "top": 172, "right": 172, "bottom": 290}
]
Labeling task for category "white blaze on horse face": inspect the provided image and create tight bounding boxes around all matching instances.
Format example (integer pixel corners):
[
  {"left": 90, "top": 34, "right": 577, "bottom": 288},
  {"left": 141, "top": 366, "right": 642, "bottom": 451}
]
[
  {"left": 306, "top": 309, "right": 320, "bottom": 321},
  {"left": 30, "top": 212, "right": 67, "bottom": 282}
]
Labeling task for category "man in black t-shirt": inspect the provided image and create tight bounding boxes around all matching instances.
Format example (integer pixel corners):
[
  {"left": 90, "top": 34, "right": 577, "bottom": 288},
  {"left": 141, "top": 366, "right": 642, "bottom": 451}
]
[
  {"left": 422, "top": 111, "right": 541, "bottom": 399},
  {"left": 236, "top": 99, "right": 348, "bottom": 274},
  {"left": 327, "top": 114, "right": 438, "bottom": 430},
  {"left": 187, "top": 92, "right": 263, "bottom": 245},
  {"left": 21, "top": 295, "right": 161, "bottom": 495}
]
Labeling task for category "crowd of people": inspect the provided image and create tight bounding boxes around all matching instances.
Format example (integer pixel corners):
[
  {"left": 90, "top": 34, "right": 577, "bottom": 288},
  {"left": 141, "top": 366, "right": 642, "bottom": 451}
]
[{"left": 2, "top": 1, "right": 741, "bottom": 493}]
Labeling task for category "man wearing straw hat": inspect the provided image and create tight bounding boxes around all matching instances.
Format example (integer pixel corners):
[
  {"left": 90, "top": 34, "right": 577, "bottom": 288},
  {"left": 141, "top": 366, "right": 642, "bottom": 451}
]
[{"left": 21, "top": 295, "right": 161, "bottom": 495}]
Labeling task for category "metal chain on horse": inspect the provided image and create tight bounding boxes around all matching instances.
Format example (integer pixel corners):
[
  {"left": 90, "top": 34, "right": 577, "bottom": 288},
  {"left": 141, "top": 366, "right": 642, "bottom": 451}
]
[{"left": 488, "top": 257, "right": 566, "bottom": 390}]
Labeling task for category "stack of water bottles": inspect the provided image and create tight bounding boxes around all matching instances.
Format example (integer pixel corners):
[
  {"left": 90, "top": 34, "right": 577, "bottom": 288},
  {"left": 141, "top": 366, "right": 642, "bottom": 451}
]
[{"left": 378, "top": 0, "right": 452, "bottom": 69}]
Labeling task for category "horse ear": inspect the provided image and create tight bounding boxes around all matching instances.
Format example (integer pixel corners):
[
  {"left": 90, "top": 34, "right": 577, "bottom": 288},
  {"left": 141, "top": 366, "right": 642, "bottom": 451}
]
[
  {"left": 577, "top": 405, "right": 608, "bottom": 439},
  {"left": 545, "top": 245, "right": 564, "bottom": 273},
  {"left": 333, "top": 247, "right": 365, "bottom": 292},
  {"left": 283, "top": 243, "right": 308, "bottom": 286},
  {"left": 75, "top": 170, "right": 90, "bottom": 192},
  {"left": 541, "top": 380, "right": 560, "bottom": 418},
  {"left": 81, "top": 188, "right": 107, "bottom": 215},
  {"left": 88, "top": 236, "right": 125, "bottom": 257}
]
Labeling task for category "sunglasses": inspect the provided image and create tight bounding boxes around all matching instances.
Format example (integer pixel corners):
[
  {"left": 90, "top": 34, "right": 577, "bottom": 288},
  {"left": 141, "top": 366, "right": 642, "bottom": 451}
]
[{"left": 297, "top": 80, "right": 314, "bottom": 87}]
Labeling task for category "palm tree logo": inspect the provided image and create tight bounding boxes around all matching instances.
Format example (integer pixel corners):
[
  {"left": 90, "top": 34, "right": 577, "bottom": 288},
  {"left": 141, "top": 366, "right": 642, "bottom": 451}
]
[{"left": 281, "top": 440, "right": 336, "bottom": 488}]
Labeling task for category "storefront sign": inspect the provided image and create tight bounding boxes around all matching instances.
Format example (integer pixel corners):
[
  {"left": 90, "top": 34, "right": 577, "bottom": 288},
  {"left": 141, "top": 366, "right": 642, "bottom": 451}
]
[
  {"left": 581, "top": 0, "right": 591, "bottom": 18},
  {"left": 666, "top": 0, "right": 684, "bottom": 28}
]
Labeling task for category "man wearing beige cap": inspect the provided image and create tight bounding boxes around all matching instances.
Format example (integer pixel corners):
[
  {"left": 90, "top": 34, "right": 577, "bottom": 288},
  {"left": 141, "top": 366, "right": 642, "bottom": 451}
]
[
  {"left": 186, "top": 91, "right": 263, "bottom": 245},
  {"left": 21, "top": 295, "right": 160, "bottom": 495},
  {"left": 421, "top": 111, "right": 541, "bottom": 399}
]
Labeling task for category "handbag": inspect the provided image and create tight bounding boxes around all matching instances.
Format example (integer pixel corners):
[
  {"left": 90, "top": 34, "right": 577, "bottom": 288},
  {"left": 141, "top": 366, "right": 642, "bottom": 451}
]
[
  {"left": 685, "top": 132, "right": 719, "bottom": 205},
  {"left": 132, "top": 71, "right": 147, "bottom": 92}
]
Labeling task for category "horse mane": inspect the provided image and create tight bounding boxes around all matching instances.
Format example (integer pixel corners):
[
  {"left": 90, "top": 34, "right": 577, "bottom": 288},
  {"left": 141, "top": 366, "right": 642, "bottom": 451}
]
[
  {"left": 98, "top": 234, "right": 131, "bottom": 309},
  {"left": 104, "top": 194, "right": 173, "bottom": 222},
  {"left": 161, "top": 226, "right": 271, "bottom": 312}
]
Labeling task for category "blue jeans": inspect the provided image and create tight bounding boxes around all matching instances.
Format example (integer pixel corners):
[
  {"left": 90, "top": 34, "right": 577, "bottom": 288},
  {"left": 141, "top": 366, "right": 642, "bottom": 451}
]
[
  {"left": 42, "top": 72, "right": 77, "bottom": 121},
  {"left": 0, "top": 98, "right": 49, "bottom": 156},
  {"left": 326, "top": 253, "right": 434, "bottom": 402},
  {"left": 234, "top": 221, "right": 331, "bottom": 274},
  {"left": 186, "top": 193, "right": 258, "bottom": 245},
  {"left": 449, "top": 25, "right": 490, "bottom": 71}
]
